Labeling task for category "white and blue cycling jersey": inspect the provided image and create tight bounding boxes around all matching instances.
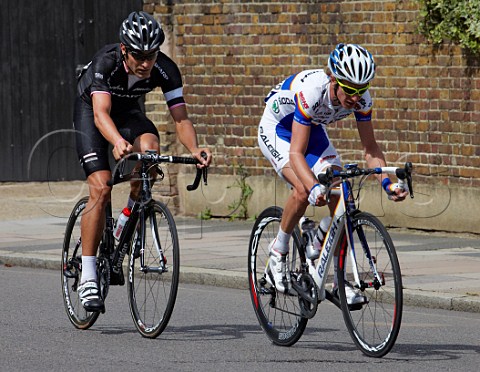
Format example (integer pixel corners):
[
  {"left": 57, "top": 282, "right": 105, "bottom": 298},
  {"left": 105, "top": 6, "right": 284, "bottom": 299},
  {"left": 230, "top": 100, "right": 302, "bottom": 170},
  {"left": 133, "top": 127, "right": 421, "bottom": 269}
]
[{"left": 258, "top": 69, "right": 373, "bottom": 176}]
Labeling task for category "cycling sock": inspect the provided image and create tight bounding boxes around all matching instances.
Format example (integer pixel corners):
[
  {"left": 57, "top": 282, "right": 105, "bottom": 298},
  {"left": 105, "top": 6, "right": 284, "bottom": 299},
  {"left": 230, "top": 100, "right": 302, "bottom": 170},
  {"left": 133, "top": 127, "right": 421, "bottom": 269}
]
[
  {"left": 272, "top": 227, "right": 291, "bottom": 254},
  {"left": 81, "top": 256, "right": 97, "bottom": 284}
]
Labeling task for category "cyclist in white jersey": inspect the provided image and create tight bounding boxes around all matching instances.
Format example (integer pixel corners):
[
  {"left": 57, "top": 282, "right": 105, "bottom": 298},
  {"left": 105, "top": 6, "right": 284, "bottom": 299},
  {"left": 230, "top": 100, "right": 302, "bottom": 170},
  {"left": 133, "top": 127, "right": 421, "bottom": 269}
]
[{"left": 258, "top": 44, "right": 407, "bottom": 298}]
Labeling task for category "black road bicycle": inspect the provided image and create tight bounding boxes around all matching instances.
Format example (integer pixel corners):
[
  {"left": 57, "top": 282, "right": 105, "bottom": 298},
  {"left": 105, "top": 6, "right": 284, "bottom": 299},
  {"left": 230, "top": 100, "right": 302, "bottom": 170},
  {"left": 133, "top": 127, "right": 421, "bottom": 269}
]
[{"left": 62, "top": 151, "right": 207, "bottom": 338}]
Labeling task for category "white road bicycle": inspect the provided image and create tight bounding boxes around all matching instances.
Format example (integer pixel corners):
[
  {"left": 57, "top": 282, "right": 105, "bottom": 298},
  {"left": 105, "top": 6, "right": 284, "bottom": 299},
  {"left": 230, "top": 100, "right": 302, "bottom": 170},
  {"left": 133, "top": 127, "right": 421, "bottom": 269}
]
[{"left": 248, "top": 162, "right": 414, "bottom": 357}]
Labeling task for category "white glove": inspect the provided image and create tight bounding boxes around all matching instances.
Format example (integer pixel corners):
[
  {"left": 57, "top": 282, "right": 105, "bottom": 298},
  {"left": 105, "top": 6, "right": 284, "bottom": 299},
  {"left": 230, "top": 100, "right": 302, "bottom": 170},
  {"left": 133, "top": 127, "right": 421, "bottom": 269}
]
[
  {"left": 308, "top": 184, "right": 326, "bottom": 206},
  {"left": 383, "top": 177, "right": 409, "bottom": 200}
]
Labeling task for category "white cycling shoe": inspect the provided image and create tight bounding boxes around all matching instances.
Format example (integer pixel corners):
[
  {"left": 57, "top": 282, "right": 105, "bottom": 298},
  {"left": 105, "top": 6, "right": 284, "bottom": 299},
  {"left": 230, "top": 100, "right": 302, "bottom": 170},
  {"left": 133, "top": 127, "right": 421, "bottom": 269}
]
[
  {"left": 78, "top": 280, "right": 104, "bottom": 312},
  {"left": 334, "top": 282, "right": 367, "bottom": 306},
  {"left": 265, "top": 240, "right": 291, "bottom": 293}
]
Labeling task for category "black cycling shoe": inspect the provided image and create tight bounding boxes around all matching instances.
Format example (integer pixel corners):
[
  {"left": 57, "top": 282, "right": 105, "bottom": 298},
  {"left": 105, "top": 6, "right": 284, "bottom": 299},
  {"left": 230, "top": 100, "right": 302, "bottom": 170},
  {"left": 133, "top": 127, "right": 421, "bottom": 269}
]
[{"left": 78, "top": 280, "right": 105, "bottom": 312}]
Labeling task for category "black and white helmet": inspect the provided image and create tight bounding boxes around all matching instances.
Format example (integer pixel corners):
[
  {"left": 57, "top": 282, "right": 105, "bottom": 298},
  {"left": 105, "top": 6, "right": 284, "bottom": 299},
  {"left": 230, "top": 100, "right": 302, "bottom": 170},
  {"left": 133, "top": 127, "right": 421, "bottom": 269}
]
[
  {"left": 328, "top": 43, "right": 376, "bottom": 85},
  {"left": 119, "top": 11, "right": 165, "bottom": 52}
]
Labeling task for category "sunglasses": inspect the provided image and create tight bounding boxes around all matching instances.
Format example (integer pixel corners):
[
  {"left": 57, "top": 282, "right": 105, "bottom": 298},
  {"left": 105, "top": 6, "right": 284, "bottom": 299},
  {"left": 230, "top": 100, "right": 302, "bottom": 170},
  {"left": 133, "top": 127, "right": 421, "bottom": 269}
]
[
  {"left": 336, "top": 78, "right": 370, "bottom": 96},
  {"left": 127, "top": 49, "right": 158, "bottom": 62}
]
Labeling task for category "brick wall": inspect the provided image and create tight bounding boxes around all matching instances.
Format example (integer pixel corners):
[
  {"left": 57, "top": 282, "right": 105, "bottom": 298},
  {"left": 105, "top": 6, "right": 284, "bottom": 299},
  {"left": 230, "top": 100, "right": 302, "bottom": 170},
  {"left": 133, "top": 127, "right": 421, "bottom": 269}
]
[{"left": 142, "top": 0, "right": 480, "bottom": 231}]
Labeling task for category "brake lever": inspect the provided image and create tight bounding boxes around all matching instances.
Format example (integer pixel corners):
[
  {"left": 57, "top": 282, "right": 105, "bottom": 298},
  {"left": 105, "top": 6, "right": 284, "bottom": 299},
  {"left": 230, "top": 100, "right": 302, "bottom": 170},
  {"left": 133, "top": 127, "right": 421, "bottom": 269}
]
[
  {"left": 107, "top": 157, "right": 128, "bottom": 187},
  {"left": 317, "top": 167, "right": 334, "bottom": 203},
  {"left": 405, "top": 162, "right": 414, "bottom": 198},
  {"left": 200, "top": 151, "right": 208, "bottom": 186},
  {"left": 395, "top": 162, "right": 414, "bottom": 199},
  {"left": 202, "top": 166, "right": 208, "bottom": 186}
]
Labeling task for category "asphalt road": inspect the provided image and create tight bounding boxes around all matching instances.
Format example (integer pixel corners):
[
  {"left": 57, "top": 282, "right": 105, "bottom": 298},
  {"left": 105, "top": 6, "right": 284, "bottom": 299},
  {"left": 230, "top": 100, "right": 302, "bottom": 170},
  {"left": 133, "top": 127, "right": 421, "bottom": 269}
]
[{"left": 0, "top": 266, "right": 479, "bottom": 371}]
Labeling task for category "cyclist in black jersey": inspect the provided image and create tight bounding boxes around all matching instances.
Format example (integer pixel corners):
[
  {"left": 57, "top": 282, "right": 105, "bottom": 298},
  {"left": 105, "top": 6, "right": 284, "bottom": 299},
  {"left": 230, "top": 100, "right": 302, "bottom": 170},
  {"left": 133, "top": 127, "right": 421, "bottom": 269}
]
[{"left": 73, "top": 11, "right": 212, "bottom": 312}]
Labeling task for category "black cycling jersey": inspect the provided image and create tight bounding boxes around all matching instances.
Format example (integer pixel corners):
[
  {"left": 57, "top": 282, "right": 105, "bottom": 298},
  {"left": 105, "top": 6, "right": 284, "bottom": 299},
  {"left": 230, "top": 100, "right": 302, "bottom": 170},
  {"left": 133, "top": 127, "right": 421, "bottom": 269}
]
[
  {"left": 77, "top": 43, "right": 185, "bottom": 113},
  {"left": 74, "top": 43, "right": 185, "bottom": 177}
]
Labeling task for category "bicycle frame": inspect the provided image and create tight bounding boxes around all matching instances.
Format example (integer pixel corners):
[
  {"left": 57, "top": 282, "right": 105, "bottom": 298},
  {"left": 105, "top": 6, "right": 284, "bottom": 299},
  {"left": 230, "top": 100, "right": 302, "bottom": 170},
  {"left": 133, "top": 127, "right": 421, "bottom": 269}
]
[
  {"left": 306, "top": 180, "right": 356, "bottom": 302},
  {"left": 110, "top": 159, "right": 161, "bottom": 275},
  {"left": 304, "top": 164, "right": 411, "bottom": 303},
  {"left": 107, "top": 151, "right": 207, "bottom": 276}
]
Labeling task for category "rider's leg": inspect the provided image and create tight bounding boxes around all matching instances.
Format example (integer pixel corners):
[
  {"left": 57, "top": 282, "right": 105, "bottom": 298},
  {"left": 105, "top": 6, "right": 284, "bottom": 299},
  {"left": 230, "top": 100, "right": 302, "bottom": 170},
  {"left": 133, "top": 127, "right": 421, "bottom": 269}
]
[
  {"left": 276, "top": 164, "right": 340, "bottom": 251},
  {"left": 77, "top": 170, "right": 111, "bottom": 311},
  {"left": 80, "top": 170, "right": 112, "bottom": 283},
  {"left": 278, "top": 163, "right": 310, "bottom": 240},
  {"left": 128, "top": 133, "right": 160, "bottom": 204},
  {"left": 264, "top": 163, "right": 309, "bottom": 293}
]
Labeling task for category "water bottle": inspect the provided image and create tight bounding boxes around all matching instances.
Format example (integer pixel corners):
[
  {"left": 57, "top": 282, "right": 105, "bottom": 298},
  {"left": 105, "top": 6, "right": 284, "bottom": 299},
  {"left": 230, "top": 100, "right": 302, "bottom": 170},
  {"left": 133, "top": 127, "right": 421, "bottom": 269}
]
[
  {"left": 113, "top": 207, "right": 131, "bottom": 241},
  {"left": 315, "top": 216, "right": 332, "bottom": 248},
  {"left": 301, "top": 217, "right": 320, "bottom": 260}
]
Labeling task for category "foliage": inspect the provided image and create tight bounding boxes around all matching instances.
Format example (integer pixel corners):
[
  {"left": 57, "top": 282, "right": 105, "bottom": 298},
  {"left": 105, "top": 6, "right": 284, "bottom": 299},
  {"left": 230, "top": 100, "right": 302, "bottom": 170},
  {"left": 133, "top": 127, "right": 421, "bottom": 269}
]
[
  {"left": 227, "top": 164, "right": 253, "bottom": 220},
  {"left": 198, "top": 207, "right": 212, "bottom": 220},
  {"left": 416, "top": 0, "right": 480, "bottom": 54}
]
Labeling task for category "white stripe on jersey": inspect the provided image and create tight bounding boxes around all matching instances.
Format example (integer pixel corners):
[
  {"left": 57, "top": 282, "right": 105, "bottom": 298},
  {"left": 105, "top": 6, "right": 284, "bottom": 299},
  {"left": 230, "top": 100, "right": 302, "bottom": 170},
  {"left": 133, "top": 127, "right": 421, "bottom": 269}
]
[{"left": 164, "top": 87, "right": 183, "bottom": 102}]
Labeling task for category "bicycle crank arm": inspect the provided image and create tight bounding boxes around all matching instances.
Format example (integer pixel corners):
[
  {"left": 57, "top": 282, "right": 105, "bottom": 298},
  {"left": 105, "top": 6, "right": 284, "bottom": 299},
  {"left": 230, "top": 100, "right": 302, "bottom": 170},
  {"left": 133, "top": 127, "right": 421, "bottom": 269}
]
[
  {"left": 290, "top": 280, "right": 316, "bottom": 303},
  {"left": 325, "top": 289, "right": 342, "bottom": 309}
]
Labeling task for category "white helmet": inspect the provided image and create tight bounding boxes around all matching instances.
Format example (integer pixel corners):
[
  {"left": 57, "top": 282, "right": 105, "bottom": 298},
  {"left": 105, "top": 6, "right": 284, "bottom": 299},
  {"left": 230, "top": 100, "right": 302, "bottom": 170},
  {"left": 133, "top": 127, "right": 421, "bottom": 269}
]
[{"left": 328, "top": 43, "right": 376, "bottom": 85}]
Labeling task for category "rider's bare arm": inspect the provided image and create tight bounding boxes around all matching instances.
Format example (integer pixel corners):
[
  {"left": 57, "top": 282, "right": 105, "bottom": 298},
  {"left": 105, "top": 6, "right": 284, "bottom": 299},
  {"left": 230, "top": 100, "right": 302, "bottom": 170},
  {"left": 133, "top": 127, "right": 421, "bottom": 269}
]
[
  {"left": 92, "top": 93, "right": 132, "bottom": 160},
  {"left": 170, "top": 105, "right": 211, "bottom": 166},
  {"left": 357, "top": 120, "right": 407, "bottom": 201}
]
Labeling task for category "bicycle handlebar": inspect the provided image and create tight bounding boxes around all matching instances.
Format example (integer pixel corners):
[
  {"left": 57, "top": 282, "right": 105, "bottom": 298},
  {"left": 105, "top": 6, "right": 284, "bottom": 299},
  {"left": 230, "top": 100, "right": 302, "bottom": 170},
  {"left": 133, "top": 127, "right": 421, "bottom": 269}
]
[
  {"left": 318, "top": 162, "right": 414, "bottom": 198},
  {"left": 107, "top": 151, "right": 208, "bottom": 191}
]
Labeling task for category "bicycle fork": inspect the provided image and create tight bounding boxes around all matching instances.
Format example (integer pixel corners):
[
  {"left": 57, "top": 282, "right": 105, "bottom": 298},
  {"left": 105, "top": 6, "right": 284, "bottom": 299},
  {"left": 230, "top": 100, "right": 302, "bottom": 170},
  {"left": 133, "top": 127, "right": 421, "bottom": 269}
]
[
  {"left": 136, "top": 206, "right": 168, "bottom": 274},
  {"left": 345, "top": 219, "right": 383, "bottom": 291}
]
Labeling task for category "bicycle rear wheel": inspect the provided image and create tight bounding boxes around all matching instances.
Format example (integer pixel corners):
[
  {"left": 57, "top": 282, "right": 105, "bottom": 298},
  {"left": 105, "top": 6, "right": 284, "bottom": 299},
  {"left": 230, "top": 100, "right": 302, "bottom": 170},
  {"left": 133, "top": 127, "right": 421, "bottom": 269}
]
[
  {"left": 248, "top": 206, "right": 308, "bottom": 346},
  {"left": 128, "top": 200, "right": 179, "bottom": 338},
  {"left": 337, "top": 212, "right": 403, "bottom": 357},
  {"left": 61, "top": 197, "right": 99, "bottom": 329}
]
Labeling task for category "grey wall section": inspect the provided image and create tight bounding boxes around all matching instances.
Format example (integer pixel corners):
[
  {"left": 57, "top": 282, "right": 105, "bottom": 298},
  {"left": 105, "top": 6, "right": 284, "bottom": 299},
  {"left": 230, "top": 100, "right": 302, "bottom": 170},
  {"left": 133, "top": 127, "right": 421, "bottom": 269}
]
[{"left": 1, "top": 0, "right": 142, "bottom": 181}]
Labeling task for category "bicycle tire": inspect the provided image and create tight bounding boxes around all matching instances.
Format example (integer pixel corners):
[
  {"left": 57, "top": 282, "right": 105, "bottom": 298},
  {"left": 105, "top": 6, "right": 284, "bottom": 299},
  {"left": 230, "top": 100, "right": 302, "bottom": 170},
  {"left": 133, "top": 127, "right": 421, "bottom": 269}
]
[
  {"left": 337, "top": 212, "right": 403, "bottom": 357},
  {"left": 128, "top": 200, "right": 179, "bottom": 338},
  {"left": 248, "top": 206, "right": 308, "bottom": 346},
  {"left": 61, "top": 197, "right": 100, "bottom": 329}
]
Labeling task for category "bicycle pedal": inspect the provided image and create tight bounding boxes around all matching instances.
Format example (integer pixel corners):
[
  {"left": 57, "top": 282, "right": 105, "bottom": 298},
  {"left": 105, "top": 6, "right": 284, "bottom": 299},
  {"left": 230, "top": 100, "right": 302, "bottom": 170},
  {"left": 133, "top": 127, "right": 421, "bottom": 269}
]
[
  {"left": 63, "top": 268, "right": 78, "bottom": 279},
  {"left": 348, "top": 297, "right": 368, "bottom": 311},
  {"left": 348, "top": 303, "right": 363, "bottom": 311}
]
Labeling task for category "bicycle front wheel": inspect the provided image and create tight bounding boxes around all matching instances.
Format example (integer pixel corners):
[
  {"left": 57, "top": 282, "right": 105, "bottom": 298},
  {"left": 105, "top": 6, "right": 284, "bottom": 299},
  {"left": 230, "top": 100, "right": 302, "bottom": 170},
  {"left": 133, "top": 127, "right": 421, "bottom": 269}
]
[
  {"left": 128, "top": 200, "right": 179, "bottom": 338},
  {"left": 61, "top": 197, "right": 99, "bottom": 329},
  {"left": 337, "top": 212, "right": 403, "bottom": 357},
  {"left": 248, "top": 206, "right": 308, "bottom": 346}
]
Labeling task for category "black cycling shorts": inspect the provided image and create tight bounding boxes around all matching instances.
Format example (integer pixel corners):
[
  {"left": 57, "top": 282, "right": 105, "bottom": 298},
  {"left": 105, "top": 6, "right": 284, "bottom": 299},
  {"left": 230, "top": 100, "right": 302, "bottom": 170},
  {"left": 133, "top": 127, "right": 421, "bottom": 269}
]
[{"left": 73, "top": 97, "right": 159, "bottom": 177}]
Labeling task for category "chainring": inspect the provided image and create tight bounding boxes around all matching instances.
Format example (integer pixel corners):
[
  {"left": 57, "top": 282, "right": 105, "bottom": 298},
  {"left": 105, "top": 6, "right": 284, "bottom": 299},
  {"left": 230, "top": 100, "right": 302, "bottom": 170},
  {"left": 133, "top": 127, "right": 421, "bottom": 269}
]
[{"left": 296, "top": 272, "right": 318, "bottom": 319}]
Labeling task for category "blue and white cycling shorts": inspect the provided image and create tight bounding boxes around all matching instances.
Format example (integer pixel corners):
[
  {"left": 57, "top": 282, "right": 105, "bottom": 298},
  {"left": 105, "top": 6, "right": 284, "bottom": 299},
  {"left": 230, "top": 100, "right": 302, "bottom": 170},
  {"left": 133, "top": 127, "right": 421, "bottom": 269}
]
[{"left": 258, "top": 105, "right": 341, "bottom": 181}]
